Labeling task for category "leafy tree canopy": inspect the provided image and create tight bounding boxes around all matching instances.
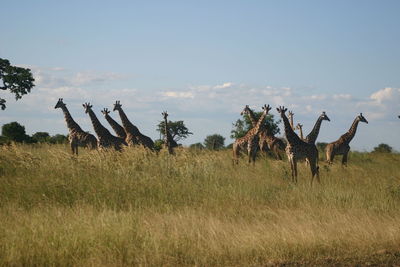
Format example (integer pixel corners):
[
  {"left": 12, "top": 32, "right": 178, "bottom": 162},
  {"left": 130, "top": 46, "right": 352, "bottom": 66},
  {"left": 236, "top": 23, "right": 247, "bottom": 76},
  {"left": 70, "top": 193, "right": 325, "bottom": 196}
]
[
  {"left": 32, "top": 132, "right": 50, "bottom": 143},
  {"left": 153, "top": 139, "right": 164, "bottom": 152},
  {"left": 231, "top": 110, "right": 280, "bottom": 139},
  {"left": 204, "top": 134, "right": 225, "bottom": 150},
  {"left": 49, "top": 134, "right": 68, "bottom": 144},
  {"left": 0, "top": 58, "right": 35, "bottom": 110},
  {"left": 2, "top": 121, "right": 28, "bottom": 142},
  {"left": 373, "top": 143, "right": 393, "bottom": 153},
  {"left": 156, "top": 120, "right": 192, "bottom": 142}
]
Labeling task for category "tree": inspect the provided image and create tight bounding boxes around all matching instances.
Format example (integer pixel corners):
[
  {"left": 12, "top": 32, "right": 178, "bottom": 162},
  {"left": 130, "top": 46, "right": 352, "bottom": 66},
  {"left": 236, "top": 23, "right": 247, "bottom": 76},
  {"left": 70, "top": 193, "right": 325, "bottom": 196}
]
[
  {"left": 2, "top": 122, "right": 28, "bottom": 142},
  {"left": 204, "top": 134, "right": 225, "bottom": 150},
  {"left": 231, "top": 111, "right": 280, "bottom": 139},
  {"left": 373, "top": 143, "right": 393, "bottom": 153},
  {"left": 156, "top": 120, "right": 192, "bottom": 143},
  {"left": 49, "top": 134, "right": 68, "bottom": 144},
  {"left": 153, "top": 139, "right": 164, "bottom": 152},
  {"left": 32, "top": 132, "right": 50, "bottom": 143},
  {"left": 0, "top": 58, "right": 35, "bottom": 110}
]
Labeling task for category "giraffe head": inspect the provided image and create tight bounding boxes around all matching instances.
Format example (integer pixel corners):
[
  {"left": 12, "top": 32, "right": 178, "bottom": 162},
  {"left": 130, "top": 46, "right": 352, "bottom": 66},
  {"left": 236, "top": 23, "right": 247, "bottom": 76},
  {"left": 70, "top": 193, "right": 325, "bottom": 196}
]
[
  {"left": 296, "top": 123, "right": 303, "bottom": 130},
  {"left": 320, "top": 111, "right": 330, "bottom": 121},
  {"left": 113, "top": 100, "right": 122, "bottom": 112},
  {"left": 357, "top": 113, "right": 368, "bottom": 124},
  {"left": 262, "top": 104, "right": 272, "bottom": 115},
  {"left": 101, "top": 108, "right": 110, "bottom": 116},
  {"left": 162, "top": 111, "right": 169, "bottom": 120},
  {"left": 276, "top": 106, "right": 288, "bottom": 116},
  {"left": 288, "top": 110, "right": 294, "bottom": 117},
  {"left": 240, "top": 105, "right": 252, "bottom": 116},
  {"left": 54, "top": 98, "right": 65, "bottom": 109},
  {"left": 82, "top": 102, "right": 93, "bottom": 114}
]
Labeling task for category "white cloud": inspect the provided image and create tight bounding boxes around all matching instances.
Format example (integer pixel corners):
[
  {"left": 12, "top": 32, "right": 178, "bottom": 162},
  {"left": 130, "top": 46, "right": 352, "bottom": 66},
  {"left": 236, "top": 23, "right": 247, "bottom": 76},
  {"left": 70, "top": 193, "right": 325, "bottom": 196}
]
[
  {"left": 333, "top": 94, "right": 352, "bottom": 100},
  {"left": 214, "top": 82, "right": 233, "bottom": 89},
  {"left": 370, "top": 87, "right": 394, "bottom": 103},
  {"left": 162, "top": 91, "right": 194, "bottom": 98}
]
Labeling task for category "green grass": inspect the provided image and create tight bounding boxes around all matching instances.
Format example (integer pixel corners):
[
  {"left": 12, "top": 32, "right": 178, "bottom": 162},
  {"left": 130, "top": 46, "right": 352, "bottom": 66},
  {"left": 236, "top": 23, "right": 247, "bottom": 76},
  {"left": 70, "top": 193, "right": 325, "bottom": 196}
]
[{"left": 1, "top": 144, "right": 400, "bottom": 266}]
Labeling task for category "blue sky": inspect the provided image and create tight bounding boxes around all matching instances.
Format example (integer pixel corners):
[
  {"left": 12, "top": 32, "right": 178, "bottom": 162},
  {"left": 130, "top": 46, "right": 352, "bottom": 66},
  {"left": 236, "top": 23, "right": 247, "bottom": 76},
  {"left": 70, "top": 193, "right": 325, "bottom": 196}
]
[{"left": 1, "top": 1, "right": 400, "bottom": 151}]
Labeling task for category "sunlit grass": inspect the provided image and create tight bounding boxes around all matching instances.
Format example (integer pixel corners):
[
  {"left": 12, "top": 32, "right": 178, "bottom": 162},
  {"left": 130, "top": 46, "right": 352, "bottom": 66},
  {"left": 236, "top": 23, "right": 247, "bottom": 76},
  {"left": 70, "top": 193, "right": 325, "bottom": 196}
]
[{"left": 0, "top": 144, "right": 399, "bottom": 265}]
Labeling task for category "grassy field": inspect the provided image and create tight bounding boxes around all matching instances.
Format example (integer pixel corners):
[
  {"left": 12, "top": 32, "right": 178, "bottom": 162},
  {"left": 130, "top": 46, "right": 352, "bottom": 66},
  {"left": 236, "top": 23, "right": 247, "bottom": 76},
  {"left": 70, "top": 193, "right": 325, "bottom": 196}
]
[{"left": 0, "top": 144, "right": 400, "bottom": 266}]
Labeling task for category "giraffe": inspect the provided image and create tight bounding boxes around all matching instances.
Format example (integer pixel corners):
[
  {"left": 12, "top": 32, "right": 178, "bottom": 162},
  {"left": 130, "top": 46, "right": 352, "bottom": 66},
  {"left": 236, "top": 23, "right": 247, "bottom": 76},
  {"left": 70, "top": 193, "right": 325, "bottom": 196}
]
[
  {"left": 162, "top": 111, "right": 178, "bottom": 154},
  {"left": 233, "top": 104, "right": 270, "bottom": 165},
  {"left": 113, "top": 101, "right": 154, "bottom": 150},
  {"left": 304, "top": 112, "right": 330, "bottom": 144},
  {"left": 325, "top": 113, "right": 368, "bottom": 166},
  {"left": 54, "top": 98, "right": 97, "bottom": 155},
  {"left": 101, "top": 108, "right": 127, "bottom": 140},
  {"left": 83, "top": 103, "right": 127, "bottom": 151},
  {"left": 288, "top": 110, "right": 295, "bottom": 131},
  {"left": 295, "top": 123, "right": 304, "bottom": 140},
  {"left": 277, "top": 106, "right": 320, "bottom": 185},
  {"left": 241, "top": 105, "right": 284, "bottom": 160}
]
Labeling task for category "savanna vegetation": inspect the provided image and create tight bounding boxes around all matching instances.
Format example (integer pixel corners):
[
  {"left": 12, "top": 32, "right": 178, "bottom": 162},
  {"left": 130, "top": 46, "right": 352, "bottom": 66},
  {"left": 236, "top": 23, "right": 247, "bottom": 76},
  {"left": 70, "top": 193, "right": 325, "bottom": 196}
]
[{"left": 1, "top": 143, "right": 399, "bottom": 266}]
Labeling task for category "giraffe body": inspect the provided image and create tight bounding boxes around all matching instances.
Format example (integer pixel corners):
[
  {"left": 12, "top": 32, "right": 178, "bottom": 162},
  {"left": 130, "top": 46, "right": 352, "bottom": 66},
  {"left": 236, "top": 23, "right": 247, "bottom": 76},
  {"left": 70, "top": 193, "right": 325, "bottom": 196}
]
[
  {"left": 277, "top": 106, "right": 320, "bottom": 185},
  {"left": 162, "top": 111, "right": 178, "bottom": 154},
  {"left": 55, "top": 98, "right": 97, "bottom": 155},
  {"left": 304, "top": 112, "right": 330, "bottom": 144},
  {"left": 83, "top": 103, "right": 127, "bottom": 151},
  {"left": 101, "top": 108, "right": 127, "bottom": 140},
  {"left": 296, "top": 123, "right": 304, "bottom": 140},
  {"left": 242, "top": 105, "right": 284, "bottom": 160},
  {"left": 325, "top": 114, "right": 368, "bottom": 165},
  {"left": 113, "top": 101, "right": 154, "bottom": 150},
  {"left": 233, "top": 104, "right": 270, "bottom": 165}
]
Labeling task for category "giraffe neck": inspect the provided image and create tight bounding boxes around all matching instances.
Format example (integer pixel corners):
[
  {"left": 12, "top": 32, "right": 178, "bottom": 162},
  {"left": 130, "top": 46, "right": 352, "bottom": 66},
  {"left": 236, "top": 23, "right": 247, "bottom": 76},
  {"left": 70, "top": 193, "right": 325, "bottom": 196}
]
[
  {"left": 281, "top": 113, "right": 302, "bottom": 144},
  {"left": 247, "top": 108, "right": 257, "bottom": 127},
  {"left": 305, "top": 116, "right": 323, "bottom": 144},
  {"left": 163, "top": 117, "right": 171, "bottom": 142},
  {"left": 341, "top": 117, "right": 360, "bottom": 144},
  {"left": 251, "top": 110, "right": 268, "bottom": 136},
  {"left": 88, "top": 109, "right": 111, "bottom": 137},
  {"left": 289, "top": 115, "right": 294, "bottom": 130},
  {"left": 298, "top": 127, "right": 303, "bottom": 139},
  {"left": 60, "top": 105, "right": 83, "bottom": 133},
  {"left": 116, "top": 108, "right": 141, "bottom": 135},
  {"left": 104, "top": 114, "right": 126, "bottom": 139}
]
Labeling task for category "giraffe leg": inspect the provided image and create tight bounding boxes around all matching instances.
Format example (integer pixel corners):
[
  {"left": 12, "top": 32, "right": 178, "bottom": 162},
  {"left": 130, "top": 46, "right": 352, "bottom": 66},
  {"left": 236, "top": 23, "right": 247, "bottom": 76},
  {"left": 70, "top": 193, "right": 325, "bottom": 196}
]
[
  {"left": 309, "top": 157, "right": 320, "bottom": 186},
  {"left": 342, "top": 152, "right": 348, "bottom": 167},
  {"left": 251, "top": 146, "right": 258, "bottom": 165},
  {"left": 292, "top": 160, "right": 298, "bottom": 183},
  {"left": 232, "top": 144, "right": 239, "bottom": 165}
]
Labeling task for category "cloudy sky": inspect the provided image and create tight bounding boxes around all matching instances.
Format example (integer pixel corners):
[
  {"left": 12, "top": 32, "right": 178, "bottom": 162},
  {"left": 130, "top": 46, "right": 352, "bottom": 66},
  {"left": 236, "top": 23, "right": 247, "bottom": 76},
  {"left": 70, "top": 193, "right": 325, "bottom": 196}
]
[{"left": 1, "top": 1, "right": 399, "bottom": 151}]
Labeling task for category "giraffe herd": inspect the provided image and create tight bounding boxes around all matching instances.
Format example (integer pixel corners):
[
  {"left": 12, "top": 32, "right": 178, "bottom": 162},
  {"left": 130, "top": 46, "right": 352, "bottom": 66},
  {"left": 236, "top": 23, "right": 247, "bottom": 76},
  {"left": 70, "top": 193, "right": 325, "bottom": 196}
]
[
  {"left": 236, "top": 104, "right": 368, "bottom": 185},
  {"left": 55, "top": 98, "right": 369, "bottom": 185},
  {"left": 55, "top": 99, "right": 175, "bottom": 154}
]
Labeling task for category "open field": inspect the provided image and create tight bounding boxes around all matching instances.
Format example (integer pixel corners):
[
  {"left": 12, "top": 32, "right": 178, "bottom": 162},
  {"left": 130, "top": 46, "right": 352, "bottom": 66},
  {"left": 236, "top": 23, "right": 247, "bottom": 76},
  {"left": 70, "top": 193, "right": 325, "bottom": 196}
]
[{"left": 1, "top": 144, "right": 400, "bottom": 266}]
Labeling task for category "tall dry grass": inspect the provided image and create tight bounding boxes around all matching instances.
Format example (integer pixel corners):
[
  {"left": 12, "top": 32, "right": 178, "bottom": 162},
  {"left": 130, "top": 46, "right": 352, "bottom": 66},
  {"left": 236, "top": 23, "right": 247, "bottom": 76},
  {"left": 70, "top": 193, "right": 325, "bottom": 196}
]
[{"left": 0, "top": 144, "right": 400, "bottom": 266}]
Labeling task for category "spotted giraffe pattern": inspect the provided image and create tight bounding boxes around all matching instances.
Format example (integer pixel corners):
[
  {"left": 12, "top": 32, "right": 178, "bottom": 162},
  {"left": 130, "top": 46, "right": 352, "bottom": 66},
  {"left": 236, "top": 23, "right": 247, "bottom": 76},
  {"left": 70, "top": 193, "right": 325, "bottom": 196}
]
[
  {"left": 101, "top": 108, "right": 127, "bottom": 140},
  {"left": 233, "top": 104, "right": 270, "bottom": 164},
  {"left": 296, "top": 123, "right": 304, "bottom": 140},
  {"left": 83, "top": 103, "right": 127, "bottom": 151},
  {"left": 304, "top": 112, "right": 330, "bottom": 144},
  {"left": 325, "top": 113, "right": 368, "bottom": 166},
  {"left": 113, "top": 101, "right": 154, "bottom": 150},
  {"left": 55, "top": 98, "right": 97, "bottom": 155},
  {"left": 162, "top": 111, "right": 178, "bottom": 154},
  {"left": 277, "top": 106, "right": 320, "bottom": 185},
  {"left": 241, "top": 105, "right": 285, "bottom": 160}
]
